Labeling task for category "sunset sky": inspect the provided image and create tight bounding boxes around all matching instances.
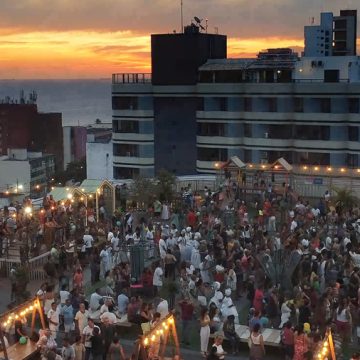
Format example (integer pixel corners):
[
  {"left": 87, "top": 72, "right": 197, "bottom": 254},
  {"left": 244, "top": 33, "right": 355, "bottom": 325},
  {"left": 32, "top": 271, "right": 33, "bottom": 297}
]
[{"left": 0, "top": 0, "right": 359, "bottom": 79}]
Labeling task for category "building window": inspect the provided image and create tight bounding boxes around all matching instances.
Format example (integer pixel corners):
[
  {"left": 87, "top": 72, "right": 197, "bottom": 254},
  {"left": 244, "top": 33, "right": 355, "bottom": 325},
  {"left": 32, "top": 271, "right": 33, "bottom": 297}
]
[
  {"left": 113, "top": 120, "right": 139, "bottom": 133},
  {"left": 320, "top": 98, "right": 331, "bottom": 113},
  {"left": 197, "top": 123, "right": 225, "bottom": 136},
  {"left": 267, "top": 98, "right": 277, "bottom": 112},
  {"left": 244, "top": 97, "right": 252, "bottom": 111},
  {"left": 295, "top": 125, "right": 330, "bottom": 140},
  {"left": 346, "top": 154, "right": 358, "bottom": 168},
  {"left": 348, "top": 98, "right": 359, "bottom": 113},
  {"left": 268, "top": 125, "right": 292, "bottom": 139},
  {"left": 113, "top": 143, "right": 139, "bottom": 157},
  {"left": 348, "top": 126, "right": 359, "bottom": 141},
  {"left": 244, "top": 124, "right": 252, "bottom": 137},
  {"left": 197, "top": 147, "right": 228, "bottom": 161},
  {"left": 112, "top": 96, "right": 138, "bottom": 110},
  {"left": 113, "top": 167, "right": 140, "bottom": 179},
  {"left": 293, "top": 97, "right": 304, "bottom": 112},
  {"left": 217, "top": 98, "right": 227, "bottom": 111}
]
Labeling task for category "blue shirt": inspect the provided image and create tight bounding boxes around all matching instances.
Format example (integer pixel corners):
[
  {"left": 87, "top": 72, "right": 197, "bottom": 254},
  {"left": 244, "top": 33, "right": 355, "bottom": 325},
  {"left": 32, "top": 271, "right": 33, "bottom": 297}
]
[{"left": 62, "top": 305, "right": 74, "bottom": 325}]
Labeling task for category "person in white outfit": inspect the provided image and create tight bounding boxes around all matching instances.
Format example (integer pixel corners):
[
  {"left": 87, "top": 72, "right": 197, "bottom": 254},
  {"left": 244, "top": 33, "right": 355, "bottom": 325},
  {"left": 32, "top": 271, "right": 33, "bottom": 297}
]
[
  {"left": 280, "top": 299, "right": 292, "bottom": 328},
  {"left": 158, "top": 236, "right": 167, "bottom": 261},
  {"left": 111, "top": 233, "right": 120, "bottom": 265},
  {"left": 221, "top": 289, "right": 239, "bottom": 323},
  {"left": 99, "top": 245, "right": 111, "bottom": 280},
  {"left": 199, "top": 308, "right": 210, "bottom": 357},
  {"left": 191, "top": 242, "right": 201, "bottom": 269}
]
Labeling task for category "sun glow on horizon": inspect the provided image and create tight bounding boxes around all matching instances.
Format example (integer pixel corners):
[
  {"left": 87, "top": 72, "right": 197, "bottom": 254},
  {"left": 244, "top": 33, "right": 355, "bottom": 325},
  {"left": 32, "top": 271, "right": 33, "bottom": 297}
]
[{"left": 0, "top": 29, "right": 358, "bottom": 79}]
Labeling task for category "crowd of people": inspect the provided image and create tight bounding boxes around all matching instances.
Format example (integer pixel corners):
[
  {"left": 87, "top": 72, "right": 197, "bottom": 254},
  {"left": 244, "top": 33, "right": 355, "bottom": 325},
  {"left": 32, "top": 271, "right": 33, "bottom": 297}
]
[{"left": 1, "top": 175, "right": 360, "bottom": 360}]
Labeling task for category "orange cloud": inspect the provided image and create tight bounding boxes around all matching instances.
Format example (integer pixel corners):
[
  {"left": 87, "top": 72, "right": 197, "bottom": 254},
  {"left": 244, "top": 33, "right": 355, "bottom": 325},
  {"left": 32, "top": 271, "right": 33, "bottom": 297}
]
[
  {"left": 0, "top": 30, "right": 151, "bottom": 79},
  {"left": 2, "top": 30, "right": 357, "bottom": 79}
]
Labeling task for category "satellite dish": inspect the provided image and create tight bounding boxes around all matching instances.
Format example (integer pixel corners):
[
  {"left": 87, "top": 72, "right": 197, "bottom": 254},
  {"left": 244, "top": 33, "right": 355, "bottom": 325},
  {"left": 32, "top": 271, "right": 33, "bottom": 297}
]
[{"left": 194, "top": 16, "right": 202, "bottom": 24}]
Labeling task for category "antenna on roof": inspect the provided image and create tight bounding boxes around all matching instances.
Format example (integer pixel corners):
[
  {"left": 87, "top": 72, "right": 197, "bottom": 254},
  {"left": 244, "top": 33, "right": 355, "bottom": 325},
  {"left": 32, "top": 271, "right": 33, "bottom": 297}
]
[
  {"left": 194, "top": 16, "right": 205, "bottom": 31},
  {"left": 180, "top": 0, "right": 184, "bottom": 33}
]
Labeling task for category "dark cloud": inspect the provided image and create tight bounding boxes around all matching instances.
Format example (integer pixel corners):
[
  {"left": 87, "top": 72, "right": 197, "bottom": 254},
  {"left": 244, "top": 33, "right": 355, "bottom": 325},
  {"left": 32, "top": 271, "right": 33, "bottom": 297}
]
[{"left": 0, "top": 0, "right": 359, "bottom": 39}]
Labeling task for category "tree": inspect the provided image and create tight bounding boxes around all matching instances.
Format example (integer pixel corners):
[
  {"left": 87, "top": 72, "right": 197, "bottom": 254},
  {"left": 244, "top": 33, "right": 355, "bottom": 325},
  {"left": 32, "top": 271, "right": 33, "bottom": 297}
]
[
  {"left": 332, "top": 186, "right": 358, "bottom": 214},
  {"left": 129, "top": 176, "right": 157, "bottom": 208},
  {"left": 53, "top": 158, "right": 87, "bottom": 185},
  {"left": 155, "top": 170, "right": 176, "bottom": 202}
]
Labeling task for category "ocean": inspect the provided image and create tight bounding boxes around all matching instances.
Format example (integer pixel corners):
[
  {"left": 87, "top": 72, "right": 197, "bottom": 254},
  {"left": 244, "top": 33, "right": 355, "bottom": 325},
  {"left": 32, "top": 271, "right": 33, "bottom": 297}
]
[{"left": 0, "top": 79, "right": 112, "bottom": 126}]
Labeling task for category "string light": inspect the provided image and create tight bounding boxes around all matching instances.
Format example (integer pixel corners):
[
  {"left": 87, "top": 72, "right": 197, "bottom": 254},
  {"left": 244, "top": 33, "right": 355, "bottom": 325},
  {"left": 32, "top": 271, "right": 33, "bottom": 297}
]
[
  {"left": 340, "top": 168, "right": 345, "bottom": 172},
  {"left": 314, "top": 166, "right": 319, "bottom": 171},
  {"left": 143, "top": 338, "right": 149, "bottom": 346},
  {"left": 327, "top": 167, "right": 332, "bottom": 171},
  {"left": 303, "top": 166, "right": 308, "bottom": 170}
]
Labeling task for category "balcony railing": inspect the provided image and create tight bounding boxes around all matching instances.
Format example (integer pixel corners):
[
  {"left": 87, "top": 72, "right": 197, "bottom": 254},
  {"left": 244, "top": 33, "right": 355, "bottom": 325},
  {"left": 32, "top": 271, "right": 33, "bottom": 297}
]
[{"left": 112, "top": 73, "right": 152, "bottom": 84}]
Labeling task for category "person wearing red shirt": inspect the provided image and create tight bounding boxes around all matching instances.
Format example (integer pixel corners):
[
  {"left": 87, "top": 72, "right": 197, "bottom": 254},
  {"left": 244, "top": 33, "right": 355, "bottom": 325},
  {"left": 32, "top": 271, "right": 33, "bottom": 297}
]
[
  {"left": 187, "top": 209, "right": 197, "bottom": 228},
  {"left": 179, "top": 297, "right": 194, "bottom": 345},
  {"left": 253, "top": 285, "right": 264, "bottom": 314}
]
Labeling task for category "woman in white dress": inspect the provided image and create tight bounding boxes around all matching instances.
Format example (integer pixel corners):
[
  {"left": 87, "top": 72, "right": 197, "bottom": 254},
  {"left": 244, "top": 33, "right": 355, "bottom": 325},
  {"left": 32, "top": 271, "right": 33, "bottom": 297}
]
[
  {"left": 161, "top": 203, "right": 170, "bottom": 221},
  {"left": 199, "top": 308, "right": 210, "bottom": 357}
]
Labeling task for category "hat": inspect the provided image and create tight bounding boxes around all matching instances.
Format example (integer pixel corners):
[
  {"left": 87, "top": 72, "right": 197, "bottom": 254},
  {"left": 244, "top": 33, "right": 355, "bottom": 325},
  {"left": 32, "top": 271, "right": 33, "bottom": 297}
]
[
  {"left": 225, "top": 288, "right": 231, "bottom": 297},
  {"left": 301, "top": 239, "right": 309, "bottom": 247},
  {"left": 205, "top": 255, "right": 211, "bottom": 261},
  {"left": 216, "top": 292, "right": 224, "bottom": 301},
  {"left": 213, "top": 281, "right": 221, "bottom": 291},
  {"left": 215, "top": 265, "right": 224, "bottom": 273},
  {"left": 186, "top": 227, "right": 191, "bottom": 232}
]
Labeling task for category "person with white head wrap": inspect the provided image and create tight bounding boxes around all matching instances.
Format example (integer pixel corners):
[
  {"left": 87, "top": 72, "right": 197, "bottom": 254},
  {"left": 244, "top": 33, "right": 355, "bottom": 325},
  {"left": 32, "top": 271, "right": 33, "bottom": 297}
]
[
  {"left": 325, "top": 236, "right": 332, "bottom": 250},
  {"left": 199, "top": 255, "right": 212, "bottom": 284},
  {"left": 184, "top": 228, "right": 192, "bottom": 244},
  {"left": 190, "top": 241, "right": 201, "bottom": 269},
  {"left": 209, "top": 290, "right": 223, "bottom": 309},
  {"left": 161, "top": 224, "right": 170, "bottom": 238},
  {"left": 166, "top": 233, "right": 176, "bottom": 249},
  {"left": 221, "top": 289, "right": 239, "bottom": 323}
]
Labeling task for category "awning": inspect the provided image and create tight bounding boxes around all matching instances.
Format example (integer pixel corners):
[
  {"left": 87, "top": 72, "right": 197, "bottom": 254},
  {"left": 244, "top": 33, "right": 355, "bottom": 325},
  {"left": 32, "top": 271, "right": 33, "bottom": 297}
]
[
  {"left": 220, "top": 156, "right": 246, "bottom": 170},
  {"left": 48, "top": 187, "right": 80, "bottom": 202},
  {"left": 79, "top": 179, "right": 103, "bottom": 194},
  {"left": 271, "top": 157, "right": 293, "bottom": 171}
]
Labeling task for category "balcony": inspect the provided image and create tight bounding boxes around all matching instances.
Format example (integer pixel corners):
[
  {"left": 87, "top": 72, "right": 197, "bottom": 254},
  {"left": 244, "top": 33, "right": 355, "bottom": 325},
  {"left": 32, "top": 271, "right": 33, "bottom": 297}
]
[{"left": 112, "top": 73, "right": 152, "bottom": 84}]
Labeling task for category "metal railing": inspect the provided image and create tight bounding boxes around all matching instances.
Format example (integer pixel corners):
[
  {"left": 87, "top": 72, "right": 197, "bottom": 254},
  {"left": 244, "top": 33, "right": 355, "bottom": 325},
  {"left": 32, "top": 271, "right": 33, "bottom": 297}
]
[
  {"left": 0, "top": 251, "right": 50, "bottom": 280},
  {"left": 112, "top": 73, "right": 152, "bottom": 84}
]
